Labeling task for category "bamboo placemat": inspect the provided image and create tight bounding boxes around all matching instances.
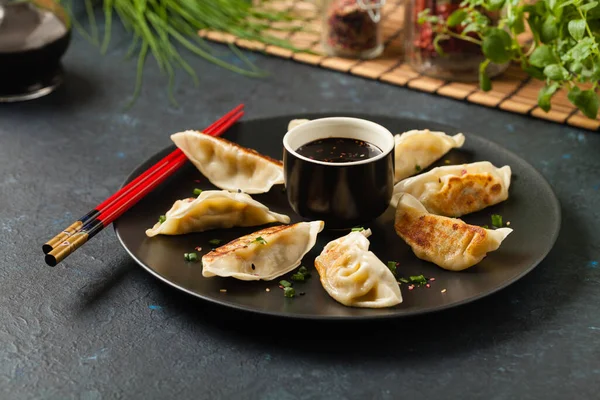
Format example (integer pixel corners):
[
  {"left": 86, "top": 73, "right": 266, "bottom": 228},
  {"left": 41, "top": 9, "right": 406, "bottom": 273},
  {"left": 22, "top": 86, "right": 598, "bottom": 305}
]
[{"left": 200, "top": 0, "right": 600, "bottom": 131}]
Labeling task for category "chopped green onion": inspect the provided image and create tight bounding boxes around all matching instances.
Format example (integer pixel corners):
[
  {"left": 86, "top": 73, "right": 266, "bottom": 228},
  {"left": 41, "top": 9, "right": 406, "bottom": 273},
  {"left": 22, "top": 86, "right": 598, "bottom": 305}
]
[
  {"left": 184, "top": 253, "right": 189, "bottom": 260},
  {"left": 208, "top": 239, "right": 222, "bottom": 246},
  {"left": 387, "top": 261, "right": 397, "bottom": 276},
  {"left": 398, "top": 278, "right": 409, "bottom": 284},
  {"left": 298, "top": 266, "right": 310, "bottom": 277},
  {"left": 193, "top": 188, "right": 203, "bottom": 196},
  {"left": 409, "top": 275, "right": 428, "bottom": 285},
  {"left": 291, "top": 273, "right": 305, "bottom": 282},
  {"left": 491, "top": 214, "right": 503, "bottom": 228},
  {"left": 415, "top": 165, "right": 422, "bottom": 172},
  {"left": 252, "top": 236, "right": 267, "bottom": 245},
  {"left": 482, "top": 225, "right": 489, "bottom": 229},
  {"left": 279, "top": 280, "right": 292, "bottom": 288},
  {"left": 351, "top": 226, "right": 365, "bottom": 232},
  {"left": 158, "top": 215, "right": 166, "bottom": 224},
  {"left": 187, "top": 252, "right": 198, "bottom": 262},
  {"left": 284, "top": 286, "right": 296, "bottom": 298}
]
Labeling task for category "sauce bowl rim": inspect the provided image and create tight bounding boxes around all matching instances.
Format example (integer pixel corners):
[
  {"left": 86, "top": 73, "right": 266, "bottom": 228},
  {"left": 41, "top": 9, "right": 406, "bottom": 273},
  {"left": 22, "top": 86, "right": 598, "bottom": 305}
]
[{"left": 282, "top": 117, "right": 395, "bottom": 167}]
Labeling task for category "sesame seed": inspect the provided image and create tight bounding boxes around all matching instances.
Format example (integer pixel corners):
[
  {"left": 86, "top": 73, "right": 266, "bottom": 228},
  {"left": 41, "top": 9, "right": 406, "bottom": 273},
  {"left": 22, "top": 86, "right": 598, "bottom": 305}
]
[
  {"left": 506, "top": 221, "right": 511, "bottom": 226},
  {"left": 219, "top": 289, "right": 227, "bottom": 293},
  {"left": 429, "top": 277, "right": 435, "bottom": 281},
  {"left": 441, "top": 289, "right": 447, "bottom": 293},
  {"left": 265, "top": 288, "right": 270, "bottom": 292}
]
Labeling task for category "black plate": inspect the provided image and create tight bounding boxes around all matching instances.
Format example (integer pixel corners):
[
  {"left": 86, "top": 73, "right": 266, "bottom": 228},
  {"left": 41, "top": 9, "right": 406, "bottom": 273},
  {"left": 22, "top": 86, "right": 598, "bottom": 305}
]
[{"left": 114, "top": 114, "right": 561, "bottom": 320}]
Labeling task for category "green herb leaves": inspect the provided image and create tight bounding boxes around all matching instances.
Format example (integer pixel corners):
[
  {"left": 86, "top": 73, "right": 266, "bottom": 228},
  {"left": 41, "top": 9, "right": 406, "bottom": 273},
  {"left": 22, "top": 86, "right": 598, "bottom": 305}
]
[
  {"left": 251, "top": 236, "right": 268, "bottom": 245},
  {"left": 184, "top": 252, "right": 198, "bottom": 262},
  {"left": 491, "top": 214, "right": 503, "bottom": 228},
  {"left": 529, "top": 45, "right": 556, "bottom": 68},
  {"left": 543, "top": 64, "right": 569, "bottom": 81},
  {"left": 568, "top": 86, "right": 600, "bottom": 119},
  {"left": 420, "top": 0, "right": 600, "bottom": 119},
  {"left": 447, "top": 9, "right": 468, "bottom": 27},
  {"left": 538, "top": 83, "right": 560, "bottom": 112},
  {"left": 482, "top": 28, "right": 513, "bottom": 64},
  {"left": 568, "top": 19, "right": 587, "bottom": 40}
]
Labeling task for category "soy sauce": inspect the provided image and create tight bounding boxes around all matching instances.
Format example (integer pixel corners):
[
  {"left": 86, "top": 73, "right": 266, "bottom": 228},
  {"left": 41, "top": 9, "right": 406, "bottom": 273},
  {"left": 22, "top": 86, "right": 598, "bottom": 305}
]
[
  {"left": 296, "top": 137, "right": 382, "bottom": 163},
  {"left": 0, "top": 2, "right": 71, "bottom": 100}
]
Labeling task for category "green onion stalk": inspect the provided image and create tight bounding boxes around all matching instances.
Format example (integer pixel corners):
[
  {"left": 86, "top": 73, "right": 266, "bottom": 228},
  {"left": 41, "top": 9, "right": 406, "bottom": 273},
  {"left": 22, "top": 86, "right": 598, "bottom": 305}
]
[{"left": 59, "top": 0, "right": 302, "bottom": 105}]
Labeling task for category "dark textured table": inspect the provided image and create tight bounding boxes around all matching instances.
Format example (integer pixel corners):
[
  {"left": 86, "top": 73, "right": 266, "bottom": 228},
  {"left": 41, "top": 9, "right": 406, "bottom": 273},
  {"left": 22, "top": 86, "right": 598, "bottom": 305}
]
[{"left": 1, "top": 21, "right": 599, "bottom": 400}]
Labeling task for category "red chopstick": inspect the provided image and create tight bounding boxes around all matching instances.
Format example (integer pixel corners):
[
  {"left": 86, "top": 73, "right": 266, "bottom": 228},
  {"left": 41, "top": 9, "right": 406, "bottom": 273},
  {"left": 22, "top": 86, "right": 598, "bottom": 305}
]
[{"left": 44, "top": 106, "right": 244, "bottom": 266}]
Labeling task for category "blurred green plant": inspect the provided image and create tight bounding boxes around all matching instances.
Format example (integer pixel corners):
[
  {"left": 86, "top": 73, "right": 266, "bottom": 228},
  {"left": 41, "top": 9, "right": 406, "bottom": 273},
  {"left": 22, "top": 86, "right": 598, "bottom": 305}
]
[
  {"left": 60, "top": 0, "right": 301, "bottom": 105},
  {"left": 419, "top": 0, "right": 600, "bottom": 119}
]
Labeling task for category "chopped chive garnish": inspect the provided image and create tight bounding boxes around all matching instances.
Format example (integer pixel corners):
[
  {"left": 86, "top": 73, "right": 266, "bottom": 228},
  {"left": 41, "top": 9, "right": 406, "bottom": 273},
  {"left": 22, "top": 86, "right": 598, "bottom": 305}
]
[
  {"left": 208, "top": 239, "right": 221, "bottom": 246},
  {"left": 279, "top": 280, "right": 292, "bottom": 288},
  {"left": 252, "top": 236, "right": 267, "bottom": 245},
  {"left": 291, "top": 273, "right": 305, "bottom": 282},
  {"left": 398, "top": 278, "right": 409, "bottom": 284},
  {"left": 491, "top": 214, "right": 503, "bottom": 228},
  {"left": 482, "top": 225, "right": 489, "bottom": 229},
  {"left": 351, "top": 226, "right": 365, "bottom": 232},
  {"left": 187, "top": 252, "right": 198, "bottom": 262},
  {"left": 415, "top": 165, "right": 422, "bottom": 172},
  {"left": 184, "top": 253, "right": 189, "bottom": 260},
  {"left": 409, "top": 275, "right": 428, "bottom": 286},
  {"left": 158, "top": 215, "right": 166, "bottom": 224},
  {"left": 193, "top": 188, "right": 202, "bottom": 196},
  {"left": 298, "top": 266, "right": 311, "bottom": 278},
  {"left": 387, "top": 261, "right": 397, "bottom": 276},
  {"left": 284, "top": 287, "right": 296, "bottom": 298}
]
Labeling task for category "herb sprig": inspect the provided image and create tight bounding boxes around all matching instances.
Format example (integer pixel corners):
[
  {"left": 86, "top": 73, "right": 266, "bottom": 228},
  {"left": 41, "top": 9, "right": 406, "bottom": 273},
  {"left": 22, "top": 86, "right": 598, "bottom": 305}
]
[
  {"left": 64, "top": 0, "right": 305, "bottom": 106},
  {"left": 420, "top": 0, "right": 600, "bottom": 119}
]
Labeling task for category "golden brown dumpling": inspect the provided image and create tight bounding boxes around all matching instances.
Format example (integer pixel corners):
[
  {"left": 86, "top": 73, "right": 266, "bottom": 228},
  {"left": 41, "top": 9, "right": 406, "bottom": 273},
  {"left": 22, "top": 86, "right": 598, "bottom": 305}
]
[
  {"left": 394, "top": 194, "right": 512, "bottom": 271},
  {"left": 392, "top": 161, "right": 511, "bottom": 217},
  {"left": 202, "top": 221, "right": 324, "bottom": 281}
]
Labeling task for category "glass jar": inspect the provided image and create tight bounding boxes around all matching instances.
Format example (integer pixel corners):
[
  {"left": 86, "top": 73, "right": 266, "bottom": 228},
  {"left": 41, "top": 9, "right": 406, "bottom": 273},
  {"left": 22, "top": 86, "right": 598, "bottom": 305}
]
[
  {"left": 404, "top": 0, "right": 507, "bottom": 81},
  {"left": 322, "top": 0, "right": 385, "bottom": 59}
]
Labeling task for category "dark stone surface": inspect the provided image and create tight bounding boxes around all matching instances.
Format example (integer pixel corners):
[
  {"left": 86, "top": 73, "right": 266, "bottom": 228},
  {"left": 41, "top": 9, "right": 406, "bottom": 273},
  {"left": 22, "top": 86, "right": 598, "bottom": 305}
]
[{"left": 1, "top": 18, "right": 599, "bottom": 400}]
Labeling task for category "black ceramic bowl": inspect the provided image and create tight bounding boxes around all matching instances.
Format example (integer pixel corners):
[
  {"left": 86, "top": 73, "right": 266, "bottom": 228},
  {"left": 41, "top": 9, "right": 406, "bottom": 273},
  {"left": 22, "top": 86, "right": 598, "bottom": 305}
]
[{"left": 283, "top": 117, "right": 395, "bottom": 229}]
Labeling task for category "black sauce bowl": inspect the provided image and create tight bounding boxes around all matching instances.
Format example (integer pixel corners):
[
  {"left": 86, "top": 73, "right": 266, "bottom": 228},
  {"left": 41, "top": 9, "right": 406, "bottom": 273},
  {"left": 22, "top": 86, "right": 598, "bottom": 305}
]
[{"left": 283, "top": 117, "right": 395, "bottom": 229}]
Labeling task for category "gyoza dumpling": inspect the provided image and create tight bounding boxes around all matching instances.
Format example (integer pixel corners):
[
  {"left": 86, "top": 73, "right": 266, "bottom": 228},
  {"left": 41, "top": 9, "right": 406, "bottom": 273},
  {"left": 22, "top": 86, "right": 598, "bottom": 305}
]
[
  {"left": 391, "top": 161, "right": 511, "bottom": 217},
  {"left": 394, "top": 194, "right": 512, "bottom": 271},
  {"left": 202, "top": 221, "right": 324, "bottom": 281},
  {"left": 315, "top": 229, "right": 402, "bottom": 308},
  {"left": 145, "top": 190, "right": 291, "bottom": 237},
  {"left": 288, "top": 119, "right": 310, "bottom": 131},
  {"left": 394, "top": 129, "right": 465, "bottom": 182},
  {"left": 171, "top": 130, "right": 284, "bottom": 194}
]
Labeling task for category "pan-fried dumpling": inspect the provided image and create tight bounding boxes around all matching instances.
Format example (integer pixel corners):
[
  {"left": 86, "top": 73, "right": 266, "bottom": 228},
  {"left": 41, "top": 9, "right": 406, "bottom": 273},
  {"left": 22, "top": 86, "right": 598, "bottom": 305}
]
[
  {"left": 391, "top": 161, "right": 511, "bottom": 217},
  {"left": 394, "top": 129, "right": 465, "bottom": 182},
  {"left": 288, "top": 119, "right": 310, "bottom": 131},
  {"left": 171, "top": 130, "right": 284, "bottom": 194},
  {"left": 202, "top": 221, "right": 324, "bottom": 281},
  {"left": 146, "top": 190, "right": 291, "bottom": 237},
  {"left": 315, "top": 229, "right": 402, "bottom": 308},
  {"left": 394, "top": 194, "right": 512, "bottom": 271}
]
